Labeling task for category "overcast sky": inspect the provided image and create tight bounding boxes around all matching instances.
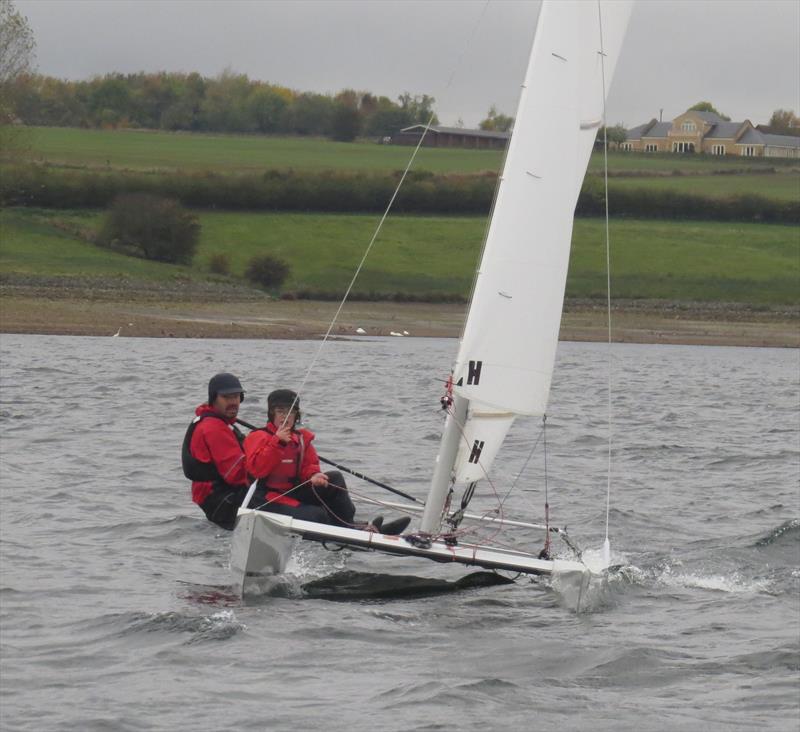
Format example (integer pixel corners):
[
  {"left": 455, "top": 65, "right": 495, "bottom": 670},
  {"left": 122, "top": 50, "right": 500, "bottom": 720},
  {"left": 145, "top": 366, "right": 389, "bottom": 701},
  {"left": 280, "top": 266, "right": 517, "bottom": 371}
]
[{"left": 16, "top": 0, "right": 800, "bottom": 128}]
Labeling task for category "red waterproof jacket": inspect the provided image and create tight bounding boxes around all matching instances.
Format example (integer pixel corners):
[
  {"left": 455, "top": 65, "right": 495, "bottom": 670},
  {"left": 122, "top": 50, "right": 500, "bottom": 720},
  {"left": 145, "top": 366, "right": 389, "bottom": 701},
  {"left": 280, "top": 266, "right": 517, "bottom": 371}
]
[
  {"left": 244, "top": 423, "right": 321, "bottom": 506},
  {"left": 187, "top": 404, "right": 249, "bottom": 505}
]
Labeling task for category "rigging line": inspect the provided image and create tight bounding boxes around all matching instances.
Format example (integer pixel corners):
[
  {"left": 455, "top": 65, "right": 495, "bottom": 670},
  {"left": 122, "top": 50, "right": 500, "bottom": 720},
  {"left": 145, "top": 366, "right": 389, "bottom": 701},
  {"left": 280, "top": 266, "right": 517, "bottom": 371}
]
[
  {"left": 542, "top": 414, "right": 551, "bottom": 556},
  {"left": 250, "top": 476, "right": 314, "bottom": 511},
  {"left": 235, "top": 417, "right": 419, "bottom": 505},
  {"left": 288, "top": 0, "right": 492, "bottom": 411},
  {"left": 597, "top": 0, "right": 614, "bottom": 543},
  {"left": 290, "top": 123, "right": 432, "bottom": 403},
  {"left": 445, "top": 406, "right": 556, "bottom": 548},
  {"left": 503, "top": 422, "right": 545, "bottom": 503},
  {"left": 440, "top": 402, "right": 509, "bottom": 547}
]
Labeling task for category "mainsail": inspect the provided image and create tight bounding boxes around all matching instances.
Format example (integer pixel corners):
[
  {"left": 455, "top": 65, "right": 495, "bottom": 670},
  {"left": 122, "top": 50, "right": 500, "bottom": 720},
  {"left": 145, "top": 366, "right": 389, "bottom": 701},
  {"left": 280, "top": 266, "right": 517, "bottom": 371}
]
[{"left": 421, "top": 1, "right": 633, "bottom": 531}]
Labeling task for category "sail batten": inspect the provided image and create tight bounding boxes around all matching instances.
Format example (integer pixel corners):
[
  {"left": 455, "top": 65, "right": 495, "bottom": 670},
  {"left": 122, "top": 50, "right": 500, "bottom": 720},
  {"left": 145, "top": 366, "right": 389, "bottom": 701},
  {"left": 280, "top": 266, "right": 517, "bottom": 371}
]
[{"left": 421, "top": 1, "right": 632, "bottom": 523}]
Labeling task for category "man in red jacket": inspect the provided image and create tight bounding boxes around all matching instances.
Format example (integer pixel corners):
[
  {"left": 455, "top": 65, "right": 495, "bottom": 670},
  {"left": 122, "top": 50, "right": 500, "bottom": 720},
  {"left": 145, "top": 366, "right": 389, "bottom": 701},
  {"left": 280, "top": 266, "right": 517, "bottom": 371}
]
[
  {"left": 182, "top": 373, "right": 250, "bottom": 530},
  {"left": 244, "top": 389, "right": 410, "bottom": 534}
]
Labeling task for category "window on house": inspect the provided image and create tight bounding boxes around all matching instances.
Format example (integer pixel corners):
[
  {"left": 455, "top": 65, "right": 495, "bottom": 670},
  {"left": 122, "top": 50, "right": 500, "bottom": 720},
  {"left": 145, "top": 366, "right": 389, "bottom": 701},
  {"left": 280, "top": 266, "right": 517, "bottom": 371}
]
[
  {"left": 645, "top": 143, "right": 658, "bottom": 152},
  {"left": 681, "top": 121, "right": 697, "bottom": 132},
  {"left": 742, "top": 146, "right": 755, "bottom": 157},
  {"left": 620, "top": 142, "right": 633, "bottom": 151},
  {"left": 672, "top": 141, "right": 695, "bottom": 153},
  {"left": 712, "top": 144, "right": 725, "bottom": 155}
]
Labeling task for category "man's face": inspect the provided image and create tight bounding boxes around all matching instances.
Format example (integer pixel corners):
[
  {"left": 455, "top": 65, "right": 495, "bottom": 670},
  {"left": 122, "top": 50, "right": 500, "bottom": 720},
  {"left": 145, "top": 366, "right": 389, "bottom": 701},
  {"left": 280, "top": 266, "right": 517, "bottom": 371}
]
[{"left": 212, "top": 392, "right": 241, "bottom": 419}]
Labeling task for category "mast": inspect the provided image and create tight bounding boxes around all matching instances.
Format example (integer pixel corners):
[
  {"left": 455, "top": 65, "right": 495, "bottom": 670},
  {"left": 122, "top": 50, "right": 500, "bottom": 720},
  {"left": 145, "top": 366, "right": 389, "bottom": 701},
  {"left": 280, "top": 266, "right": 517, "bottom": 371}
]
[{"left": 421, "top": 0, "right": 633, "bottom": 535}]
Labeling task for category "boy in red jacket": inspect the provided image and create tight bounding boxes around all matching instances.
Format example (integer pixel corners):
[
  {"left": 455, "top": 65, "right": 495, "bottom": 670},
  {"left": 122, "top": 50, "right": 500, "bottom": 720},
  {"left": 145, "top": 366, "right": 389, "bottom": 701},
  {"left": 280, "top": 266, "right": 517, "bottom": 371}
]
[{"left": 245, "top": 389, "right": 410, "bottom": 535}]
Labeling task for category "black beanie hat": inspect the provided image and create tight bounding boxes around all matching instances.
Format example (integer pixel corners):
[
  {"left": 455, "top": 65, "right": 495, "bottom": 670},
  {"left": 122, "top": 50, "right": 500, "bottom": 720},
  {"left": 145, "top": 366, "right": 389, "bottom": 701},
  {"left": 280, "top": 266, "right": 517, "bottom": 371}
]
[
  {"left": 208, "top": 373, "right": 245, "bottom": 404},
  {"left": 267, "top": 389, "right": 299, "bottom": 412}
]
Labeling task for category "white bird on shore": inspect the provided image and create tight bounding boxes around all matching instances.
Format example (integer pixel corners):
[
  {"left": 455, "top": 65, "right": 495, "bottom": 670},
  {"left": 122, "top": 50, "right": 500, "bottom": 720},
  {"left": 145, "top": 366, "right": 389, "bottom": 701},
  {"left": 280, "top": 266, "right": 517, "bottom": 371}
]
[
  {"left": 390, "top": 331, "right": 403, "bottom": 337},
  {"left": 112, "top": 327, "right": 121, "bottom": 337},
  {"left": 355, "top": 327, "right": 366, "bottom": 334},
  {"left": 403, "top": 330, "right": 409, "bottom": 335}
]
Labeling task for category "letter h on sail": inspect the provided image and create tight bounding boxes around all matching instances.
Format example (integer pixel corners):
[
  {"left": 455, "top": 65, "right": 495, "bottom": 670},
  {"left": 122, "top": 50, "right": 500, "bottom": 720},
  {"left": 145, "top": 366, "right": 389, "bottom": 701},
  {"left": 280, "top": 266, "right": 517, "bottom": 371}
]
[
  {"left": 468, "top": 440, "right": 485, "bottom": 464},
  {"left": 467, "top": 360, "right": 483, "bottom": 385}
]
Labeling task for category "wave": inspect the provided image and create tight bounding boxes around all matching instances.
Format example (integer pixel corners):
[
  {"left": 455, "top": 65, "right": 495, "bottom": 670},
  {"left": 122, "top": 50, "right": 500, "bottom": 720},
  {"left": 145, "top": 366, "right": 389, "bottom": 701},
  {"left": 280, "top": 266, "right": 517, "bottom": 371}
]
[
  {"left": 753, "top": 518, "right": 800, "bottom": 547},
  {"left": 0, "top": 410, "right": 31, "bottom": 421},
  {"left": 17, "top": 366, "right": 73, "bottom": 375},
  {"left": 723, "top": 644, "right": 800, "bottom": 673},
  {"left": 118, "top": 609, "right": 245, "bottom": 643},
  {"left": 656, "top": 567, "right": 773, "bottom": 594},
  {"left": 612, "top": 559, "right": 776, "bottom": 596},
  {"left": 583, "top": 646, "right": 687, "bottom": 677}
]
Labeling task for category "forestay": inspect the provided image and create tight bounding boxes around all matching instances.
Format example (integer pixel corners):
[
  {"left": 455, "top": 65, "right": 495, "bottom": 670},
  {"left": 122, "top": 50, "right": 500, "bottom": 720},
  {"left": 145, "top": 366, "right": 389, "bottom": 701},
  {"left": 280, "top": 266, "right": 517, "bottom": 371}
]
[{"left": 448, "top": 1, "right": 633, "bottom": 485}]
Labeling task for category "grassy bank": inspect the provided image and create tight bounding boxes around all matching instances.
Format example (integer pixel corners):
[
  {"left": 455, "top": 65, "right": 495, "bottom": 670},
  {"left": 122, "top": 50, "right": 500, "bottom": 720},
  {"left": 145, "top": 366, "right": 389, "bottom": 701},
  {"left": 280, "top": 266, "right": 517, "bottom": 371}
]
[{"left": 2, "top": 208, "right": 797, "bottom": 306}]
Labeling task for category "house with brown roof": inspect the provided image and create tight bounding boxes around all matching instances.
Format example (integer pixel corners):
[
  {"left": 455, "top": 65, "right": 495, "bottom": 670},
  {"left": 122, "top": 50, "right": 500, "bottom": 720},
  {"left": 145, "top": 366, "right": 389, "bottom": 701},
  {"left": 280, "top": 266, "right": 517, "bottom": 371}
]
[{"left": 623, "top": 110, "right": 800, "bottom": 158}]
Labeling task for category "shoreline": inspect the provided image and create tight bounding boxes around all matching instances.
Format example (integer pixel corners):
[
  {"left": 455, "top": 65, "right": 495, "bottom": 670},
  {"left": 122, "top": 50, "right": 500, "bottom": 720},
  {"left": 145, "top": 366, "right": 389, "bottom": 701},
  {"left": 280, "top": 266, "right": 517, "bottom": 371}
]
[{"left": 1, "top": 292, "right": 797, "bottom": 347}]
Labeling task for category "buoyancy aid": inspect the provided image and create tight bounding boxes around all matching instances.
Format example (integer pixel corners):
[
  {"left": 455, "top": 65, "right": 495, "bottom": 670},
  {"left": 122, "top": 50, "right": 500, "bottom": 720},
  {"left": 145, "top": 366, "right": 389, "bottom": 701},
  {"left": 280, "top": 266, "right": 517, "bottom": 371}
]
[
  {"left": 181, "top": 412, "right": 245, "bottom": 484},
  {"left": 256, "top": 424, "right": 306, "bottom": 506}
]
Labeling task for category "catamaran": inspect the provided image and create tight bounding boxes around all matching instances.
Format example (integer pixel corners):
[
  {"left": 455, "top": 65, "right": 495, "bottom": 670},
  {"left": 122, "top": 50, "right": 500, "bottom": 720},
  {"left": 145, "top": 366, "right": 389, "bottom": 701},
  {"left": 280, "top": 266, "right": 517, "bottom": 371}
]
[{"left": 230, "top": 0, "right": 634, "bottom": 596}]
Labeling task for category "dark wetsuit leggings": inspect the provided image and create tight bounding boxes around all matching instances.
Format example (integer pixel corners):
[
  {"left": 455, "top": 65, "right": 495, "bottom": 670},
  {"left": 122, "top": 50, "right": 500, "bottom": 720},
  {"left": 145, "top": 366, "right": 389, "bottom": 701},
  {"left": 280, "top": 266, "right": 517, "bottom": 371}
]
[{"left": 258, "top": 470, "right": 356, "bottom": 527}]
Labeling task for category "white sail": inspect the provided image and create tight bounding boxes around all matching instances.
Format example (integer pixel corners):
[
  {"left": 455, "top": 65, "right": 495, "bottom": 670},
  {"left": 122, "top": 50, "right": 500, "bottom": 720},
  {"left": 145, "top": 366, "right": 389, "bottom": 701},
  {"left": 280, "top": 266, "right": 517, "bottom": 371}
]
[
  {"left": 425, "top": 0, "right": 633, "bottom": 516},
  {"left": 230, "top": 1, "right": 634, "bottom": 583}
]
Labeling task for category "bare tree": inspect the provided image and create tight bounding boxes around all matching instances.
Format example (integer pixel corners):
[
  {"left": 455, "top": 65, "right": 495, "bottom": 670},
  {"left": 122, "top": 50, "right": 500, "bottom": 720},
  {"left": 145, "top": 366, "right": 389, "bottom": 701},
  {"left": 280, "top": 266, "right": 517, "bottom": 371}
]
[
  {"left": 0, "top": 0, "right": 35, "bottom": 85},
  {"left": 0, "top": 0, "right": 36, "bottom": 154}
]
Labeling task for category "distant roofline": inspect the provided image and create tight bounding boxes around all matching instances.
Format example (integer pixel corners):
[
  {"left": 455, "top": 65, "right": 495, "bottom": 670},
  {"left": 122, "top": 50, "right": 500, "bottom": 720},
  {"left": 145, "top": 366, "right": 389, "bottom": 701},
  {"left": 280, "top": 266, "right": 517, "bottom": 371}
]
[{"left": 399, "top": 124, "right": 510, "bottom": 140}]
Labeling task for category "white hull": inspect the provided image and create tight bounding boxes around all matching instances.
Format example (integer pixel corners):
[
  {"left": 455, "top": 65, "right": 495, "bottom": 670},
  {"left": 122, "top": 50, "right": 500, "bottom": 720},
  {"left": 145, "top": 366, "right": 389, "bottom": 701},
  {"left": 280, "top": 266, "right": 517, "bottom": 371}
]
[{"left": 230, "top": 507, "right": 587, "bottom": 595}]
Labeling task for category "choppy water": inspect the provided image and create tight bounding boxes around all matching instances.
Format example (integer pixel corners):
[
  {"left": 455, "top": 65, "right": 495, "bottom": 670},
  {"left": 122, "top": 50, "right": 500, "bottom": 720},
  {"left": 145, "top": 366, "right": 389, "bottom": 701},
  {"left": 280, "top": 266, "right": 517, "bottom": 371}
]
[{"left": 0, "top": 334, "right": 798, "bottom": 731}]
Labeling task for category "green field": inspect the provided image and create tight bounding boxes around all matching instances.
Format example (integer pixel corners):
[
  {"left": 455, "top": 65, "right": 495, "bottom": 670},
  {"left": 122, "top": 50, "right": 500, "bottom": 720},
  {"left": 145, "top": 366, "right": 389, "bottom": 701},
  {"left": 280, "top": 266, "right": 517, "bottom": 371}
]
[
  {"left": 11, "top": 126, "right": 796, "bottom": 180},
  {"left": 0, "top": 209, "right": 190, "bottom": 281},
  {"left": 14, "top": 127, "right": 503, "bottom": 174},
  {"left": 4, "top": 129, "right": 797, "bottom": 307},
  {"left": 2, "top": 208, "right": 797, "bottom": 305}
]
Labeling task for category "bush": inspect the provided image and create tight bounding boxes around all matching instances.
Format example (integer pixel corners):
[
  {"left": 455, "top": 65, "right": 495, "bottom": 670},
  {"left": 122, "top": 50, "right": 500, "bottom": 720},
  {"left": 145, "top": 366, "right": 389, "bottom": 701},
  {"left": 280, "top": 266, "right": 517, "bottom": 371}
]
[
  {"left": 98, "top": 194, "right": 199, "bottom": 263},
  {"left": 244, "top": 254, "right": 290, "bottom": 289},
  {"left": 207, "top": 252, "right": 231, "bottom": 275}
]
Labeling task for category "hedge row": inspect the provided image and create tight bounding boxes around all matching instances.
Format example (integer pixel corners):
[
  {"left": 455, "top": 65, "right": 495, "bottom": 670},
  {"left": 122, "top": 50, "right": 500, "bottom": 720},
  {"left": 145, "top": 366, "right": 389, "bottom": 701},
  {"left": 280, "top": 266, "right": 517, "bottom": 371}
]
[
  {"left": 0, "top": 165, "right": 497, "bottom": 215},
  {"left": 2, "top": 164, "right": 797, "bottom": 223},
  {"left": 577, "top": 177, "right": 799, "bottom": 224}
]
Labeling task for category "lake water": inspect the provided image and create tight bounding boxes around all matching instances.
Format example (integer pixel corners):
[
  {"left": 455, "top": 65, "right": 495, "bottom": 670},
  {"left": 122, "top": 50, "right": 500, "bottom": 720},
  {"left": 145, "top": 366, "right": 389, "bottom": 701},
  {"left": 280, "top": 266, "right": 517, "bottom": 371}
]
[{"left": 0, "top": 334, "right": 798, "bottom": 731}]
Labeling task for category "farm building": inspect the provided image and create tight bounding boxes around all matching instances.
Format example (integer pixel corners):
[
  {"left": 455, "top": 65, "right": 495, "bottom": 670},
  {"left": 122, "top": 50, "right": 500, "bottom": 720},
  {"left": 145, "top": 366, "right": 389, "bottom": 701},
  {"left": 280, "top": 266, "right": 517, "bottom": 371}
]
[{"left": 392, "top": 125, "right": 510, "bottom": 149}]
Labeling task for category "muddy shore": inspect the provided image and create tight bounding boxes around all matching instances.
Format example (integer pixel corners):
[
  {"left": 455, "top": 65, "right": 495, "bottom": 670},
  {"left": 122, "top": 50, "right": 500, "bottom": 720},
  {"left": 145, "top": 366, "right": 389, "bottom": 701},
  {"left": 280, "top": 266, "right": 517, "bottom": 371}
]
[{"left": 1, "top": 278, "right": 797, "bottom": 347}]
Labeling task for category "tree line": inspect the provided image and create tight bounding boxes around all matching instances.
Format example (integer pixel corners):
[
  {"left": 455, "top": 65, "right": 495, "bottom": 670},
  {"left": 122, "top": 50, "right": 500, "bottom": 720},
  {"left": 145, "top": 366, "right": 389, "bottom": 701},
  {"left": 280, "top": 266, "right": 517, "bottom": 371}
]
[{"left": 4, "top": 70, "right": 440, "bottom": 141}]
